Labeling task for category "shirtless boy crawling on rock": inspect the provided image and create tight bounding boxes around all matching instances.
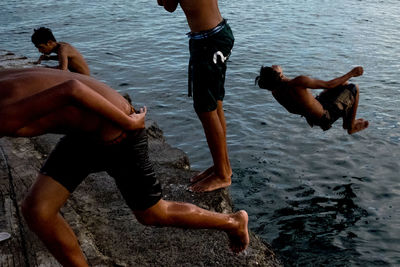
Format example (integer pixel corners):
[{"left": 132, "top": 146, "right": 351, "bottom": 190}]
[
  {"left": 0, "top": 68, "right": 249, "bottom": 266},
  {"left": 255, "top": 65, "right": 369, "bottom": 134},
  {"left": 31, "top": 27, "right": 90, "bottom": 76}
]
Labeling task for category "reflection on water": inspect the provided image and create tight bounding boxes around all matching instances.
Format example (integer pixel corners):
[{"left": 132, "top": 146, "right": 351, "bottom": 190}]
[
  {"left": 272, "top": 183, "right": 370, "bottom": 266},
  {"left": 1, "top": 0, "right": 400, "bottom": 265}
]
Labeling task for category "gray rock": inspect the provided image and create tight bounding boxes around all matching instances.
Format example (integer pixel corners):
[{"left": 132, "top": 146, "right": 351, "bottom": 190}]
[{"left": 0, "top": 51, "right": 282, "bottom": 266}]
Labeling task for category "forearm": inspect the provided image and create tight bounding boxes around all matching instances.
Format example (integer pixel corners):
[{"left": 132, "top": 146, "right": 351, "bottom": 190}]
[
  {"left": 69, "top": 81, "right": 144, "bottom": 130},
  {"left": 325, "top": 71, "right": 354, "bottom": 89},
  {"left": 57, "top": 53, "right": 69, "bottom": 70},
  {"left": 325, "top": 67, "right": 363, "bottom": 89},
  {"left": 38, "top": 55, "right": 58, "bottom": 62}
]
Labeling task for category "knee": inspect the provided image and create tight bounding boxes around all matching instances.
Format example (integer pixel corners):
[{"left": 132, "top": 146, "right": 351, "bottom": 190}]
[
  {"left": 134, "top": 200, "right": 169, "bottom": 226},
  {"left": 21, "top": 197, "right": 55, "bottom": 228},
  {"left": 134, "top": 210, "right": 165, "bottom": 226},
  {"left": 134, "top": 212, "right": 158, "bottom": 226}
]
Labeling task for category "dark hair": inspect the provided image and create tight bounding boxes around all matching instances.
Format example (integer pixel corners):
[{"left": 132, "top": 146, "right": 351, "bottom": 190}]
[
  {"left": 255, "top": 66, "right": 282, "bottom": 91},
  {"left": 31, "top": 27, "right": 56, "bottom": 45}
]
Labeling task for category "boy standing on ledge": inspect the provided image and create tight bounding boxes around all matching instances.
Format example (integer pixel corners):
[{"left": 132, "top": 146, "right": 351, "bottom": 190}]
[
  {"left": 31, "top": 27, "right": 90, "bottom": 75},
  {"left": 255, "top": 65, "right": 369, "bottom": 134},
  {"left": 158, "top": 0, "right": 234, "bottom": 192}
]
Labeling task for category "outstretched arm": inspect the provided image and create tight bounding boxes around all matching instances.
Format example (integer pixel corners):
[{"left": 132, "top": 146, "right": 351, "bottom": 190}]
[
  {"left": 157, "top": 0, "right": 179, "bottom": 12},
  {"left": 289, "top": 66, "right": 363, "bottom": 90},
  {"left": 34, "top": 55, "right": 58, "bottom": 65},
  {"left": 0, "top": 79, "right": 145, "bottom": 136}
]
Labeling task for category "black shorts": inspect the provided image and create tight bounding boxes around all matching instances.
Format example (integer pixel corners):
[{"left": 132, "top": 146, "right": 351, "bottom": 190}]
[
  {"left": 40, "top": 129, "right": 162, "bottom": 211},
  {"left": 308, "top": 83, "right": 357, "bottom": 131},
  {"left": 188, "top": 19, "right": 234, "bottom": 113}
]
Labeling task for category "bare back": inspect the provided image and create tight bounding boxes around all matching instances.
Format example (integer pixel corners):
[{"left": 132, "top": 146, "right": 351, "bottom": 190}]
[
  {"left": 272, "top": 83, "right": 325, "bottom": 120},
  {"left": 58, "top": 42, "right": 90, "bottom": 75},
  {"left": 0, "top": 68, "right": 131, "bottom": 138},
  {"left": 179, "top": 0, "right": 223, "bottom": 32},
  {"left": 0, "top": 68, "right": 126, "bottom": 108}
]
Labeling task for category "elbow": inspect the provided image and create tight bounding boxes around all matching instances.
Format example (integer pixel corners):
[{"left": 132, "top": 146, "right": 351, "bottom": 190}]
[{"left": 59, "top": 79, "right": 84, "bottom": 100}]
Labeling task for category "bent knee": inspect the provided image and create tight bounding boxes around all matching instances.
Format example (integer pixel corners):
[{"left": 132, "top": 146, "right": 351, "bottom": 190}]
[
  {"left": 134, "top": 213, "right": 156, "bottom": 226},
  {"left": 21, "top": 197, "right": 56, "bottom": 226},
  {"left": 134, "top": 210, "right": 165, "bottom": 226},
  {"left": 133, "top": 200, "right": 169, "bottom": 226}
]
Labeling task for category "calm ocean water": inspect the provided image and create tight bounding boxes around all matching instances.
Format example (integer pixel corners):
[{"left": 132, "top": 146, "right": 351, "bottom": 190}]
[{"left": 1, "top": 0, "right": 399, "bottom": 265}]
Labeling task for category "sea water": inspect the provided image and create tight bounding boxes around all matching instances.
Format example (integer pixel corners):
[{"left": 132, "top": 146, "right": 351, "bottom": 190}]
[{"left": 1, "top": 0, "right": 399, "bottom": 265}]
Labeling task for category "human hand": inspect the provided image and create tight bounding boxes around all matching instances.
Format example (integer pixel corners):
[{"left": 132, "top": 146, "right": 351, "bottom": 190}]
[
  {"left": 128, "top": 106, "right": 147, "bottom": 130},
  {"left": 35, "top": 55, "right": 49, "bottom": 65},
  {"left": 351, "top": 66, "right": 363, "bottom": 77},
  {"left": 35, "top": 55, "right": 43, "bottom": 64}
]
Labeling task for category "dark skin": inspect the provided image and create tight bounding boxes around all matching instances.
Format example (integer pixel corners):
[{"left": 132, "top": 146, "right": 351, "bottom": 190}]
[
  {"left": 158, "top": 0, "right": 232, "bottom": 192},
  {"left": 0, "top": 68, "right": 249, "bottom": 266},
  {"left": 265, "top": 65, "right": 369, "bottom": 134},
  {"left": 157, "top": 0, "right": 222, "bottom": 32},
  {"left": 35, "top": 41, "right": 90, "bottom": 75}
]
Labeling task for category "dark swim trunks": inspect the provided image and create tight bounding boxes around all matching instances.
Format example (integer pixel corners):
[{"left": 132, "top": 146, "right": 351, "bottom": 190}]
[
  {"left": 188, "top": 19, "right": 234, "bottom": 113},
  {"left": 40, "top": 129, "right": 162, "bottom": 211},
  {"left": 306, "top": 83, "right": 358, "bottom": 131}
]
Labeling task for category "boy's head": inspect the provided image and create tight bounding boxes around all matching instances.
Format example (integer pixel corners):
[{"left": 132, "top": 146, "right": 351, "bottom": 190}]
[
  {"left": 31, "top": 27, "right": 57, "bottom": 54},
  {"left": 255, "top": 65, "right": 283, "bottom": 91}
]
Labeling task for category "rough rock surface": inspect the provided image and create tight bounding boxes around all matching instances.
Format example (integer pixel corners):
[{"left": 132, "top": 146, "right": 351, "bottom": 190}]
[{"left": 0, "top": 51, "right": 282, "bottom": 266}]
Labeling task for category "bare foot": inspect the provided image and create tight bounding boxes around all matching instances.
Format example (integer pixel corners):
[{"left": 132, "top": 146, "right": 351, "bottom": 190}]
[
  {"left": 227, "top": 210, "right": 250, "bottom": 253},
  {"left": 348, "top": 119, "right": 369, "bottom": 134},
  {"left": 190, "top": 166, "right": 214, "bottom": 184},
  {"left": 189, "top": 172, "right": 231, "bottom": 192}
]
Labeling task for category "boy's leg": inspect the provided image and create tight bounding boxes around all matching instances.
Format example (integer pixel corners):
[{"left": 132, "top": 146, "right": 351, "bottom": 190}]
[
  {"left": 190, "top": 102, "right": 232, "bottom": 192},
  {"left": 343, "top": 85, "right": 369, "bottom": 134},
  {"left": 190, "top": 101, "right": 231, "bottom": 185},
  {"left": 133, "top": 199, "right": 249, "bottom": 253},
  {"left": 215, "top": 100, "right": 232, "bottom": 175},
  {"left": 21, "top": 174, "right": 89, "bottom": 267}
]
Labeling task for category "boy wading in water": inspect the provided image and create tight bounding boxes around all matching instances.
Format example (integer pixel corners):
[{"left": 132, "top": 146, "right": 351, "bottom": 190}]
[
  {"left": 31, "top": 27, "right": 90, "bottom": 76},
  {"left": 158, "top": 0, "right": 234, "bottom": 192},
  {"left": 255, "top": 65, "right": 369, "bottom": 134},
  {"left": 0, "top": 68, "right": 249, "bottom": 266}
]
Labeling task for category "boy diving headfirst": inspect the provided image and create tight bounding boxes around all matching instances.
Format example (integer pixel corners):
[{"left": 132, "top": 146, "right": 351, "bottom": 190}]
[
  {"left": 0, "top": 68, "right": 249, "bottom": 266},
  {"left": 255, "top": 65, "right": 369, "bottom": 134},
  {"left": 158, "top": 0, "right": 235, "bottom": 192}
]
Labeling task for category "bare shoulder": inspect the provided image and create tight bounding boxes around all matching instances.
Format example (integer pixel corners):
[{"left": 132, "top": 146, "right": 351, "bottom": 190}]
[
  {"left": 289, "top": 75, "right": 322, "bottom": 90},
  {"left": 59, "top": 42, "right": 73, "bottom": 48},
  {"left": 286, "top": 75, "right": 306, "bottom": 87},
  {"left": 291, "top": 75, "right": 310, "bottom": 83},
  {"left": 58, "top": 42, "right": 78, "bottom": 54}
]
